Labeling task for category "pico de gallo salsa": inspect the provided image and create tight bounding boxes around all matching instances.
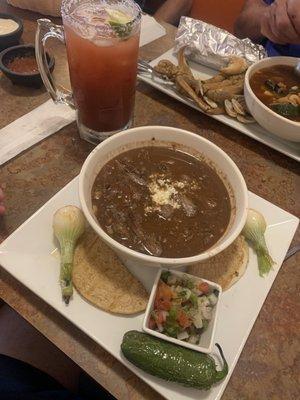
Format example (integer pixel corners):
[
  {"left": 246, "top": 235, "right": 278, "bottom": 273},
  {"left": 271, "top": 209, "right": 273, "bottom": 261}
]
[{"left": 148, "top": 271, "right": 219, "bottom": 344}]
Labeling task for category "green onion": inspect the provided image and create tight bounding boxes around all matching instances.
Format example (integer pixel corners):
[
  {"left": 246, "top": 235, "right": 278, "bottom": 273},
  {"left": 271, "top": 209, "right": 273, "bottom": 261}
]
[
  {"left": 190, "top": 292, "right": 198, "bottom": 308},
  {"left": 242, "top": 209, "right": 275, "bottom": 277},
  {"left": 168, "top": 306, "right": 178, "bottom": 320},
  {"left": 53, "top": 206, "right": 85, "bottom": 304}
]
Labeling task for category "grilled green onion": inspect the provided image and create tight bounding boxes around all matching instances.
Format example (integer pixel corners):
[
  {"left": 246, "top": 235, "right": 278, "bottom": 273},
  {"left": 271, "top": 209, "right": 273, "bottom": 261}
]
[
  {"left": 242, "top": 209, "right": 275, "bottom": 277},
  {"left": 53, "top": 206, "right": 85, "bottom": 304}
]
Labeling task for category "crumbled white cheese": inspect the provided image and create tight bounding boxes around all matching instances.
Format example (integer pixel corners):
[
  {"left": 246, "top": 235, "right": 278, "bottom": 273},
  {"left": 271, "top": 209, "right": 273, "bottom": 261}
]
[
  {"left": 175, "top": 182, "right": 185, "bottom": 189},
  {"left": 149, "top": 181, "right": 179, "bottom": 208},
  {"left": 148, "top": 174, "right": 181, "bottom": 210},
  {"left": 145, "top": 174, "right": 198, "bottom": 215}
]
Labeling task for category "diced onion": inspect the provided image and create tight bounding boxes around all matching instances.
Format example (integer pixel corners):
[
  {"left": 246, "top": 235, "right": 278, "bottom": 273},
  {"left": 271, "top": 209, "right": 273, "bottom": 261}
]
[
  {"left": 188, "top": 335, "right": 199, "bottom": 344},
  {"left": 177, "top": 331, "right": 189, "bottom": 341},
  {"left": 208, "top": 293, "right": 218, "bottom": 306}
]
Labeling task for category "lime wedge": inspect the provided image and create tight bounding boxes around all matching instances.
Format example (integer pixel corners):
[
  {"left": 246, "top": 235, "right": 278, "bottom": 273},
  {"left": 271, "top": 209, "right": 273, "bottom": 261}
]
[
  {"left": 105, "top": 8, "right": 134, "bottom": 39},
  {"left": 105, "top": 8, "right": 132, "bottom": 24}
]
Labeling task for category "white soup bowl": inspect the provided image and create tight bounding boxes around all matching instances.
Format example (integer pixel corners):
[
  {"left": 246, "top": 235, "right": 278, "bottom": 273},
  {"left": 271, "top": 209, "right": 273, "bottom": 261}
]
[{"left": 79, "top": 126, "right": 248, "bottom": 269}]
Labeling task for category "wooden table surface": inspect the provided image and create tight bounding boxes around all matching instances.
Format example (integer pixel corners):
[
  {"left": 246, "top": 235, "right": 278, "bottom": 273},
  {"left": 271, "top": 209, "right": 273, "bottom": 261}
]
[{"left": 0, "top": 2, "right": 299, "bottom": 399}]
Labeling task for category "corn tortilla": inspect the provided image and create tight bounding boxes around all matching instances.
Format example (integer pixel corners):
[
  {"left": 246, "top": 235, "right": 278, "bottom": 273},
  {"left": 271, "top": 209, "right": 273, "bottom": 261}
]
[
  {"left": 73, "top": 229, "right": 148, "bottom": 314},
  {"left": 187, "top": 235, "right": 249, "bottom": 291}
]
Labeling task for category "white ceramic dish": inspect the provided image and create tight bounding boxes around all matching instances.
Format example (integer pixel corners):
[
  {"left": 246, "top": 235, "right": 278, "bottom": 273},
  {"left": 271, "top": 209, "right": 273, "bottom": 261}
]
[
  {"left": 138, "top": 49, "right": 300, "bottom": 162},
  {"left": 244, "top": 56, "right": 300, "bottom": 143},
  {"left": 0, "top": 177, "right": 298, "bottom": 400},
  {"left": 79, "top": 126, "right": 248, "bottom": 269},
  {"left": 143, "top": 269, "right": 222, "bottom": 353}
]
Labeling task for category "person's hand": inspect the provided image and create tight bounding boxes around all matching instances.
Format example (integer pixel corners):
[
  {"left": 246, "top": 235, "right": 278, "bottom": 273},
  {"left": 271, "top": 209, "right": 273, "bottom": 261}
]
[
  {"left": 0, "top": 188, "right": 5, "bottom": 215},
  {"left": 287, "top": 0, "right": 300, "bottom": 35},
  {"left": 261, "top": 0, "right": 300, "bottom": 44}
]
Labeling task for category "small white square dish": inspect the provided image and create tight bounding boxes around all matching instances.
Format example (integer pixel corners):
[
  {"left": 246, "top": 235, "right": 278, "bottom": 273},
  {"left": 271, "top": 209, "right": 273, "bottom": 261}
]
[{"left": 143, "top": 268, "right": 222, "bottom": 354}]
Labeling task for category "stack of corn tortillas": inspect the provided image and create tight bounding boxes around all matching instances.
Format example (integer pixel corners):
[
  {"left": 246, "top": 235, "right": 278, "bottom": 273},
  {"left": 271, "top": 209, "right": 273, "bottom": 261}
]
[
  {"left": 188, "top": 235, "right": 249, "bottom": 291},
  {"left": 73, "top": 229, "right": 148, "bottom": 314}
]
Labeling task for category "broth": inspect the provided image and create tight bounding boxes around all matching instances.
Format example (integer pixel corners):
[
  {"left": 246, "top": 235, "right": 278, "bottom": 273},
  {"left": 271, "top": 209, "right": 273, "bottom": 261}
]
[
  {"left": 92, "top": 146, "right": 231, "bottom": 258},
  {"left": 250, "top": 65, "right": 300, "bottom": 122}
]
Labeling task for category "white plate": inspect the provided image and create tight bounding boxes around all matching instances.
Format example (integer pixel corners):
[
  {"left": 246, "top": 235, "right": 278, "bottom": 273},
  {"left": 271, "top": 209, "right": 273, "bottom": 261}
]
[
  {"left": 138, "top": 49, "right": 300, "bottom": 162},
  {"left": 0, "top": 177, "right": 298, "bottom": 400}
]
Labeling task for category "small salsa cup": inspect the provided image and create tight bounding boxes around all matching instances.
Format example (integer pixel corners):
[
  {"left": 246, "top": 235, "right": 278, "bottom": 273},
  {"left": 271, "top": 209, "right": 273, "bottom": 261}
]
[
  {"left": 0, "top": 44, "right": 55, "bottom": 88},
  {"left": 142, "top": 268, "right": 222, "bottom": 354}
]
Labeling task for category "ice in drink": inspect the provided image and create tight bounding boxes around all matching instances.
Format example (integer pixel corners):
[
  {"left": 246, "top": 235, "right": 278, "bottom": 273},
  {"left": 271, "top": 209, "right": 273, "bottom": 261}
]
[{"left": 62, "top": 1, "right": 140, "bottom": 134}]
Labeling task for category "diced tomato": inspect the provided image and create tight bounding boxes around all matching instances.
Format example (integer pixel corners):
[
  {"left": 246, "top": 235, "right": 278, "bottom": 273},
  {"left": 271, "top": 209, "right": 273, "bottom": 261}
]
[
  {"left": 198, "top": 281, "right": 210, "bottom": 294},
  {"left": 156, "top": 298, "right": 171, "bottom": 311},
  {"left": 177, "top": 310, "right": 192, "bottom": 329},
  {"left": 159, "top": 280, "right": 174, "bottom": 299},
  {"left": 154, "top": 281, "right": 173, "bottom": 311},
  {"left": 148, "top": 317, "right": 156, "bottom": 329}
]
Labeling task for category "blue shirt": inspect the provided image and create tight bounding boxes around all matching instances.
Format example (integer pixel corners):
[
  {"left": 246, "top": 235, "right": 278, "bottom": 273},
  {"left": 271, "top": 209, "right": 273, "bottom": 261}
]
[{"left": 264, "top": 0, "right": 300, "bottom": 57}]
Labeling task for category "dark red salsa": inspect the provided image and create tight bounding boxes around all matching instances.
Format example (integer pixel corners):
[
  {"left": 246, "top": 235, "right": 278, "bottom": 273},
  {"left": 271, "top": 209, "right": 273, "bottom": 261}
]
[
  {"left": 7, "top": 55, "right": 39, "bottom": 74},
  {"left": 92, "top": 146, "right": 231, "bottom": 258}
]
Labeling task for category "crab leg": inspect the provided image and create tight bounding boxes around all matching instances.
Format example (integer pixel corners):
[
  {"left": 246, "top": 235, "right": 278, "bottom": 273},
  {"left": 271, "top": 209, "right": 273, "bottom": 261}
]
[
  {"left": 202, "top": 74, "right": 226, "bottom": 84},
  {"left": 206, "top": 82, "right": 244, "bottom": 104},
  {"left": 175, "top": 76, "right": 211, "bottom": 112},
  {"left": 202, "top": 76, "right": 244, "bottom": 92},
  {"left": 220, "top": 56, "right": 248, "bottom": 76},
  {"left": 177, "top": 47, "right": 194, "bottom": 79}
]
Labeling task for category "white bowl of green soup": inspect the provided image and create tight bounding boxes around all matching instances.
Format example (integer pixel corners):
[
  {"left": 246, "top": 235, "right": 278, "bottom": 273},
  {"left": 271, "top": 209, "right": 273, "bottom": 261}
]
[
  {"left": 245, "top": 57, "right": 300, "bottom": 142},
  {"left": 79, "top": 126, "right": 248, "bottom": 268}
]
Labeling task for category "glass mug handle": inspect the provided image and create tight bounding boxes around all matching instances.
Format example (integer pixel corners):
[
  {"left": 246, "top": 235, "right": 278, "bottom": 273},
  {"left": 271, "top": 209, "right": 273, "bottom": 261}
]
[{"left": 35, "top": 18, "right": 75, "bottom": 109}]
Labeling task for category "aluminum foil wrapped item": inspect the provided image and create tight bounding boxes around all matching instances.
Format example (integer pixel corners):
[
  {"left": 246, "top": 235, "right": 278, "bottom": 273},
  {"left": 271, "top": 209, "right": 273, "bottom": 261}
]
[{"left": 175, "top": 17, "right": 267, "bottom": 70}]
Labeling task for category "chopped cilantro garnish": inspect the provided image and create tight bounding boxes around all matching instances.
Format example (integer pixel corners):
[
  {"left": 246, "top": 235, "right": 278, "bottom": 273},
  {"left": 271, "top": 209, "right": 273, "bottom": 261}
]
[
  {"left": 164, "top": 319, "right": 180, "bottom": 338},
  {"left": 168, "top": 306, "right": 178, "bottom": 320},
  {"left": 190, "top": 292, "right": 198, "bottom": 308},
  {"left": 161, "top": 270, "right": 171, "bottom": 283}
]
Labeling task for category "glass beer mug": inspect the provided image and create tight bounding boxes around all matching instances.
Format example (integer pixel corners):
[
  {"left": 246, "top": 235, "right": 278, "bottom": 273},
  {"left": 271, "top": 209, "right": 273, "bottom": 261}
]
[{"left": 36, "top": 0, "right": 141, "bottom": 143}]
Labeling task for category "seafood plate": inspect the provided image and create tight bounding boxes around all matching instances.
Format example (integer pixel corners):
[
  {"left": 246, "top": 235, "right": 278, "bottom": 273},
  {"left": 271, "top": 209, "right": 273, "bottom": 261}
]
[
  {"left": 154, "top": 48, "right": 254, "bottom": 124},
  {"left": 138, "top": 48, "right": 300, "bottom": 161}
]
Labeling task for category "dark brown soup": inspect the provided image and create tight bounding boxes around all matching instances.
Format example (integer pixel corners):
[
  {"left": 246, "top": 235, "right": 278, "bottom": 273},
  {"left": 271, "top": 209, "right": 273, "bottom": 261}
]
[
  {"left": 92, "top": 146, "right": 231, "bottom": 258},
  {"left": 250, "top": 65, "right": 300, "bottom": 122}
]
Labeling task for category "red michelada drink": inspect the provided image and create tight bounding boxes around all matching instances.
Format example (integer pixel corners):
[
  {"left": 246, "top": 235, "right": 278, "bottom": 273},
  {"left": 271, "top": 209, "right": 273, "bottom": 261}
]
[{"left": 62, "top": 0, "right": 141, "bottom": 142}]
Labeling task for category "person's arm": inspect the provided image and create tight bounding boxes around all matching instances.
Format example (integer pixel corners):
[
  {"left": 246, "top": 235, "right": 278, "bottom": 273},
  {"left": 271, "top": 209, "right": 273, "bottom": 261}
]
[
  {"left": 234, "top": 0, "right": 269, "bottom": 42},
  {"left": 154, "top": 0, "right": 193, "bottom": 25}
]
